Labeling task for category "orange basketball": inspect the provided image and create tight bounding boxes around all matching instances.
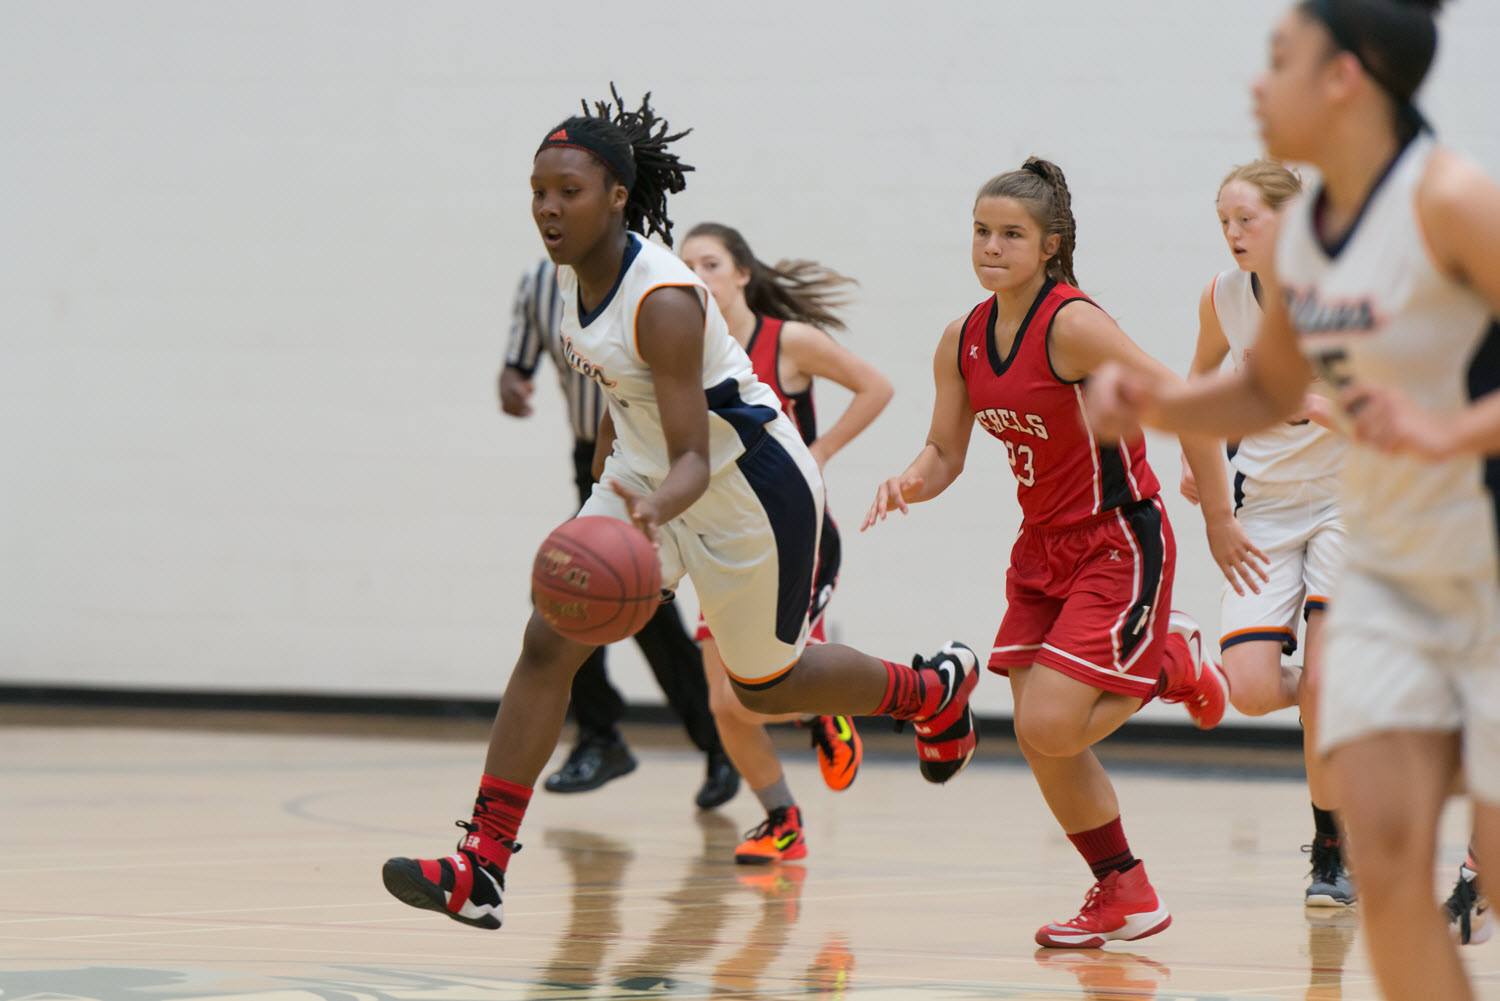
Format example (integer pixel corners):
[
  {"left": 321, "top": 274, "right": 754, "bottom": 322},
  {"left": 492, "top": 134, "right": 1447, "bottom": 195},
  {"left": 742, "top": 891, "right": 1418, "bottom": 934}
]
[{"left": 531, "top": 516, "right": 662, "bottom": 646}]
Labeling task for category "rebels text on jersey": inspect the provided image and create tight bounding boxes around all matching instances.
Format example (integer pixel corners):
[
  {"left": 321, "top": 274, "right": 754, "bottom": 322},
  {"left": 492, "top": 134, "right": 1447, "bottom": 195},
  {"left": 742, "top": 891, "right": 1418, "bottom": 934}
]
[{"left": 959, "top": 279, "right": 1160, "bottom": 527}]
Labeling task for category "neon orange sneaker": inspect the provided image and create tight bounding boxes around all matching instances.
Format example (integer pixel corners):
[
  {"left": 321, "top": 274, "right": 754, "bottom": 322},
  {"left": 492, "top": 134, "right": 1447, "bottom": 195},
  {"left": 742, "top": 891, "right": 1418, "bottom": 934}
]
[
  {"left": 810, "top": 716, "right": 862, "bottom": 791},
  {"left": 734, "top": 806, "right": 807, "bottom": 865},
  {"left": 736, "top": 862, "right": 807, "bottom": 922}
]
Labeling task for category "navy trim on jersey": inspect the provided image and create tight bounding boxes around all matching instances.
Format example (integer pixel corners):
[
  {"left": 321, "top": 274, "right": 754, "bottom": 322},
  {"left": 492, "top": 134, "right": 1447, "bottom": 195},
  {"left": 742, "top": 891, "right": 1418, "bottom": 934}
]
[
  {"left": 986, "top": 279, "right": 1055, "bottom": 377},
  {"left": 1222, "top": 628, "right": 1298, "bottom": 657},
  {"left": 1116, "top": 498, "right": 1165, "bottom": 664},
  {"left": 1233, "top": 471, "right": 1246, "bottom": 514},
  {"left": 1466, "top": 318, "right": 1500, "bottom": 570},
  {"left": 1311, "top": 135, "right": 1414, "bottom": 260},
  {"left": 708, "top": 379, "right": 819, "bottom": 645},
  {"left": 577, "top": 234, "right": 645, "bottom": 328}
]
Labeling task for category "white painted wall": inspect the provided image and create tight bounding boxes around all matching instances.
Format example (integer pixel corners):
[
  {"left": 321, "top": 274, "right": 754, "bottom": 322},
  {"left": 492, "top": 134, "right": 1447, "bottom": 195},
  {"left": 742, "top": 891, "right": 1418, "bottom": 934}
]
[{"left": 4, "top": 1, "right": 1497, "bottom": 727}]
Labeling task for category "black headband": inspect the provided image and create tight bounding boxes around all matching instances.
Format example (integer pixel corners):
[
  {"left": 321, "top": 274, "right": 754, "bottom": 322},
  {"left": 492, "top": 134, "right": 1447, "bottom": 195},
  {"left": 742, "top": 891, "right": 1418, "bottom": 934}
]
[
  {"left": 536, "top": 126, "right": 637, "bottom": 191},
  {"left": 1021, "top": 161, "right": 1048, "bottom": 180}
]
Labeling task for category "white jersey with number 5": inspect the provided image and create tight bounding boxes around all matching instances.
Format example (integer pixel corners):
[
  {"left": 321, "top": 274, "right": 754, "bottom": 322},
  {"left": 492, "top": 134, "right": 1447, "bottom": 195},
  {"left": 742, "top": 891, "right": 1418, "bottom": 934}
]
[
  {"left": 555, "top": 234, "right": 786, "bottom": 482},
  {"left": 1277, "top": 133, "right": 1500, "bottom": 580}
]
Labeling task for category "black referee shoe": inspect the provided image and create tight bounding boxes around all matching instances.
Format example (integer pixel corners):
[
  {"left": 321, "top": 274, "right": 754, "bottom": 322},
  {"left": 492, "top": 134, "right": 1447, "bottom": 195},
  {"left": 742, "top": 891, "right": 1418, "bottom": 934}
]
[
  {"left": 545, "top": 734, "right": 637, "bottom": 794},
  {"left": 694, "top": 749, "right": 740, "bottom": 810}
]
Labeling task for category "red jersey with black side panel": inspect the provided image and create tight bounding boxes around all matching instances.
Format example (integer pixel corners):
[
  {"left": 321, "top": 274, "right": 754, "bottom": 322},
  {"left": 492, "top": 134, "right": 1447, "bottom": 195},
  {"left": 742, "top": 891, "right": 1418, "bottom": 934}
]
[{"left": 959, "top": 279, "right": 1174, "bottom": 700}]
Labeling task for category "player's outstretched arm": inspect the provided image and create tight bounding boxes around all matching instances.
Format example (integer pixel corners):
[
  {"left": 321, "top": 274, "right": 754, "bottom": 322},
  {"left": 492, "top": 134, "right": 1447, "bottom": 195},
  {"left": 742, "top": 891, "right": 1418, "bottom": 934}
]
[
  {"left": 1054, "top": 302, "right": 1269, "bottom": 594},
  {"left": 863, "top": 317, "right": 973, "bottom": 531},
  {"left": 781, "top": 321, "right": 894, "bottom": 470},
  {"left": 1178, "top": 280, "right": 1234, "bottom": 507}
]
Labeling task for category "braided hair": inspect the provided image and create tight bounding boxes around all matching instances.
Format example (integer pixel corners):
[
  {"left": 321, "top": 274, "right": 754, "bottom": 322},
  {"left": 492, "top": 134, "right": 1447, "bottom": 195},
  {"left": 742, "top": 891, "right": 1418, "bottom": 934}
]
[
  {"left": 684, "top": 222, "right": 857, "bottom": 332},
  {"left": 538, "top": 84, "right": 694, "bottom": 246},
  {"left": 975, "top": 157, "right": 1078, "bottom": 287}
]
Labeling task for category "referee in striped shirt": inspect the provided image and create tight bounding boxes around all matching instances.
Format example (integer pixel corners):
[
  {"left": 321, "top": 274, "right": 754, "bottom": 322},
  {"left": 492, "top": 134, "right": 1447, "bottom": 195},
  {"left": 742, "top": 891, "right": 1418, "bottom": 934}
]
[{"left": 500, "top": 258, "right": 738, "bottom": 809}]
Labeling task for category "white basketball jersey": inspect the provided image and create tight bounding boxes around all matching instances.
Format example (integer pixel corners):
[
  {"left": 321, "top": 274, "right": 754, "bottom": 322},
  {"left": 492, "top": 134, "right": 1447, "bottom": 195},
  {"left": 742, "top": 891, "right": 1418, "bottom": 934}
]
[
  {"left": 1213, "top": 268, "right": 1344, "bottom": 484},
  {"left": 1277, "top": 133, "right": 1500, "bottom": 580},
  {"left": 555, "top": 234, "right": 785, "bottom": 481}
]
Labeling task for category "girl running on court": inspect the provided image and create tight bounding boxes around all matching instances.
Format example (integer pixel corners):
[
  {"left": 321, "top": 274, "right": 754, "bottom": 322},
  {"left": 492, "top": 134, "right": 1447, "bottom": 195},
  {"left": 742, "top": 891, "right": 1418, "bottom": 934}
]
[
  {"left": 1180, "top": 160, "right": 1353, "bottom": 907},
  {"left": 381, "top": 87, "right": 981, "bottom": 931},
  {"left": 680, "top": 222, "right": 893, "bottom": 864},
  {"left": 864, "top": 157, "right": 1244, "bottom": 948},
  {"left": 1086, "top": 2, "right": 1500, "bottom": 995}
]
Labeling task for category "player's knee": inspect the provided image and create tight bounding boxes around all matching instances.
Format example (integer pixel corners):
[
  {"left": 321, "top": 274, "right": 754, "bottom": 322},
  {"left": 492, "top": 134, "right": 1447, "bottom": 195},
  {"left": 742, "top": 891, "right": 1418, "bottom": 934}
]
[
  {"left": 1014, "top": 709, "right": 1089, "bottom": 759},
  {"left": 1222, "top": 650, "right": 1286, "bottom": 716}
]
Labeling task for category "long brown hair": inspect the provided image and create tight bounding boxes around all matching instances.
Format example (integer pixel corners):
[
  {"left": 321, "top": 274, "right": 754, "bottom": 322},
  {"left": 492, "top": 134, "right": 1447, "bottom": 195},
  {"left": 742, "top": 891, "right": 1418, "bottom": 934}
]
[
  {"left": 974, "top": 157, "right": 1078, "bottom": 287},
  {"left": 684, "top": 222, "right": 856, "bottom": 332}
]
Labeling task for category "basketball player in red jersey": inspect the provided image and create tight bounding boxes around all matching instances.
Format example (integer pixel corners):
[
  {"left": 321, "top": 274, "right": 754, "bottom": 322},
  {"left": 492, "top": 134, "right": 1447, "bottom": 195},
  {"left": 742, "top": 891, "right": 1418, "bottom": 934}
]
[
  {"left": 866, "top": 158, "right": 1254, "bottom": 948},
  {"left": 680, "top": 222, "right": 893, "bottom": 863}
]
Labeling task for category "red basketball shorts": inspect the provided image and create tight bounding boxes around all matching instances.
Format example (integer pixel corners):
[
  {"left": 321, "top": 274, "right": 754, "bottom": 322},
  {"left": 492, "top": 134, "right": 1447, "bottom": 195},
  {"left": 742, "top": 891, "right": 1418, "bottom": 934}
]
[{"left": 989, "top": 497, "right": 1176, "bottom": 700}]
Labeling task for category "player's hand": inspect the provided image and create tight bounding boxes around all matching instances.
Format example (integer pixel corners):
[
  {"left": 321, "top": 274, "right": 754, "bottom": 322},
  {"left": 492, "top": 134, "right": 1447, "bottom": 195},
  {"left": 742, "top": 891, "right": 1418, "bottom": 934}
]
[
  {"left": 1178, "top": 454, "right": 1201, "bottom": 506},
  {"left": 1205, "top": 512, "right": 1270, "bottom": 596},
  {"left": 1291, "top": 392, "right": 1338, "bottom": 431},
  {"left": 499, "top": 368, "right": 535, "bottom": 417},
  {"left": 608, "top": 479, "right": 663, "bottom": 548},
  {"left": 1342, "top": 383, "right": 1457, "bottom": 460},
  {"left": 1085, "top": 362, "right": 1154, "bottom": 444},
  {"left": 862, "top": 475, "right": 922, "bottom": 531}
]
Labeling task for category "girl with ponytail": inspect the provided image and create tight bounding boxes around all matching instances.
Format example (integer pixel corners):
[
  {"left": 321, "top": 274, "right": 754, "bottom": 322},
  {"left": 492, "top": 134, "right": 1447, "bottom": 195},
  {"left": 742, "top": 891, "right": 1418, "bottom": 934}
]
[
  {"left": 1088, "top": 3, "right": 1500, "bottom": 994},
  {"left": 865, "top": 157, "right": 1257, "bottom": 948},
  {"left": 680, "top": 223, "right": 893, "bottom": 863}
]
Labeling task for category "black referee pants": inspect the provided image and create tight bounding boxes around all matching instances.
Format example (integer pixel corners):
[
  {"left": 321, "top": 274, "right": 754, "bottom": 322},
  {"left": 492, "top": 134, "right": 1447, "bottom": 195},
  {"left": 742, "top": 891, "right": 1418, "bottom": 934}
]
[{"left": 566, "top": 438, "right": 722, "bottom": 754}]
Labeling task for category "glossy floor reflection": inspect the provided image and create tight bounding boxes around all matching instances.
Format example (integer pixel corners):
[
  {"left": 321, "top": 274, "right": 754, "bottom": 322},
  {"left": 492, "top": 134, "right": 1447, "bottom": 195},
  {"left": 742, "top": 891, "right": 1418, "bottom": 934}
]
[{"left": 2, "top": 712, "right": 1496, "bottom": 999}]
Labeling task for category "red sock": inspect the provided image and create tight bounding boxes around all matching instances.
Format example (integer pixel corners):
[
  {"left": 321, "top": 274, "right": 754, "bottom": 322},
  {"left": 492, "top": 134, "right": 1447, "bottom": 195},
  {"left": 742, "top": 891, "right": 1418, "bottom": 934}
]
[
  {"left": 470, "top": 774, "right": 532, "bottom": 870},
  {"left": 1067, "top": 816, "right": 1137, "bottom": 881},
  {"left": 874, "top": 659, "right": 943, "bottom": 720}
]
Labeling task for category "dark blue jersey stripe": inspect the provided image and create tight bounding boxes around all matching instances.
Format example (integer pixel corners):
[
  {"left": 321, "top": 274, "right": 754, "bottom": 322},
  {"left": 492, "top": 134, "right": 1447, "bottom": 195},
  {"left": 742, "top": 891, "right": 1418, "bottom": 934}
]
[{"left": 1466, "top": 318, "right": 1500, "bottom": 573}]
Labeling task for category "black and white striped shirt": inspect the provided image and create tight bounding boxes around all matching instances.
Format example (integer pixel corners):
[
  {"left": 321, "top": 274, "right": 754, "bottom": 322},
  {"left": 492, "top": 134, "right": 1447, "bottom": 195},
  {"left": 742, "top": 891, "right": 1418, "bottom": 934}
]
[{"left": 504, "top": 258, "right": 605, "bottom": 443}]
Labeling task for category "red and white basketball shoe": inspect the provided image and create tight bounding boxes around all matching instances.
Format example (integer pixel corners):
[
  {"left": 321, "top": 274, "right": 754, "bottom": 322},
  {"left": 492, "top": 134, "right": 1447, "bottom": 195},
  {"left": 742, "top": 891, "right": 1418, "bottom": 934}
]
[
  {"left": 1159, "top": 611, "right": 1228, "bottom": 729},
  {"left": 1035, "top": 863, "right": 1172, "bottom": 949}
]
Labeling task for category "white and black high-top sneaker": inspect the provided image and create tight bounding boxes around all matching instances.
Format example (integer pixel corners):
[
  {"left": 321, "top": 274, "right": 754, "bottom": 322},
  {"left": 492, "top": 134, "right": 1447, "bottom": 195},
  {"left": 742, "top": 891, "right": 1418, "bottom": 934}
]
[{"left": 911, "top": 641, "right": 980, "bottom": 784}]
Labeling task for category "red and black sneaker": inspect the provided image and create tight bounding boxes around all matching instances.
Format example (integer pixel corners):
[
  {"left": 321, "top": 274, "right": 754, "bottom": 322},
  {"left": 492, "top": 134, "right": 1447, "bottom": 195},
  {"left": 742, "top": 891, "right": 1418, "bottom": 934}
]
[
  {"left": 381, "top": 822, "right": 516, "bottom": 930},
  {"left": 911, "top": 641, "right": 980, "bottom": 784}
]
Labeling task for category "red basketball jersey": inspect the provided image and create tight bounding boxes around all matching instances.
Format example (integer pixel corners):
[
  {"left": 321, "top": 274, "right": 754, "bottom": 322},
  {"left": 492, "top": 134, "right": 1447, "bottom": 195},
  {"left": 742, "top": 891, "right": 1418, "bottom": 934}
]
[
  {"left": 959, "top": 279, "right": 1159, "bottom": 527},
  {"left": 745, "top": 316, "right": 817, "bottom": 446}
]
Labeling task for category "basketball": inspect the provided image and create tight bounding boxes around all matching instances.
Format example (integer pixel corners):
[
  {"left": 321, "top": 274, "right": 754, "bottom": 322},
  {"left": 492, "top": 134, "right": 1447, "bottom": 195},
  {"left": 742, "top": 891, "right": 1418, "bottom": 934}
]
[{"left": 531, "top": 515, "right": 662, "bottom": 646}]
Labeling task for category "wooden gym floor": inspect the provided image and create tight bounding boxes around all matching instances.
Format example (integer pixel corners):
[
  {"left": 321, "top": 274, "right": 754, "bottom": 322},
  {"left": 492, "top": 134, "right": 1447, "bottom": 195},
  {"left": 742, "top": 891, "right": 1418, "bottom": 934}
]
[{"left": 2, "top": 706, "right": 1496, "bottom": 1000}]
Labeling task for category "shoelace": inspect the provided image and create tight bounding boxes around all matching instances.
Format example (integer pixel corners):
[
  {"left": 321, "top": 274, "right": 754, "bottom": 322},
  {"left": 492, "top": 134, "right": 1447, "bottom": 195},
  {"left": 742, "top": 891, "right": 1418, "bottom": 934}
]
[
  {"left": 1302, "top": 838, "right": 1342, "bottom": 884},
  {"left": 1072, "top": 876, "right": 1116, "bottom": 922},
  {"left": 744, "top": 807, "right": 793, "bottom": 841}
]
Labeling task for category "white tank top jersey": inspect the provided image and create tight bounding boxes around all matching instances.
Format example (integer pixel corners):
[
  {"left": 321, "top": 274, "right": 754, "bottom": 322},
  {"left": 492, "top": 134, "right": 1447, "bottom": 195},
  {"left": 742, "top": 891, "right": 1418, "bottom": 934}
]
[
  {"left": 555, "top": 233, "right": 785, "bottom": 481},
  {"left": 1213, "top": 267, "right": 1344, "bottom": 484},
  {"left": 1277, "top": 133, "right": 1500, "bottom": 580}
]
